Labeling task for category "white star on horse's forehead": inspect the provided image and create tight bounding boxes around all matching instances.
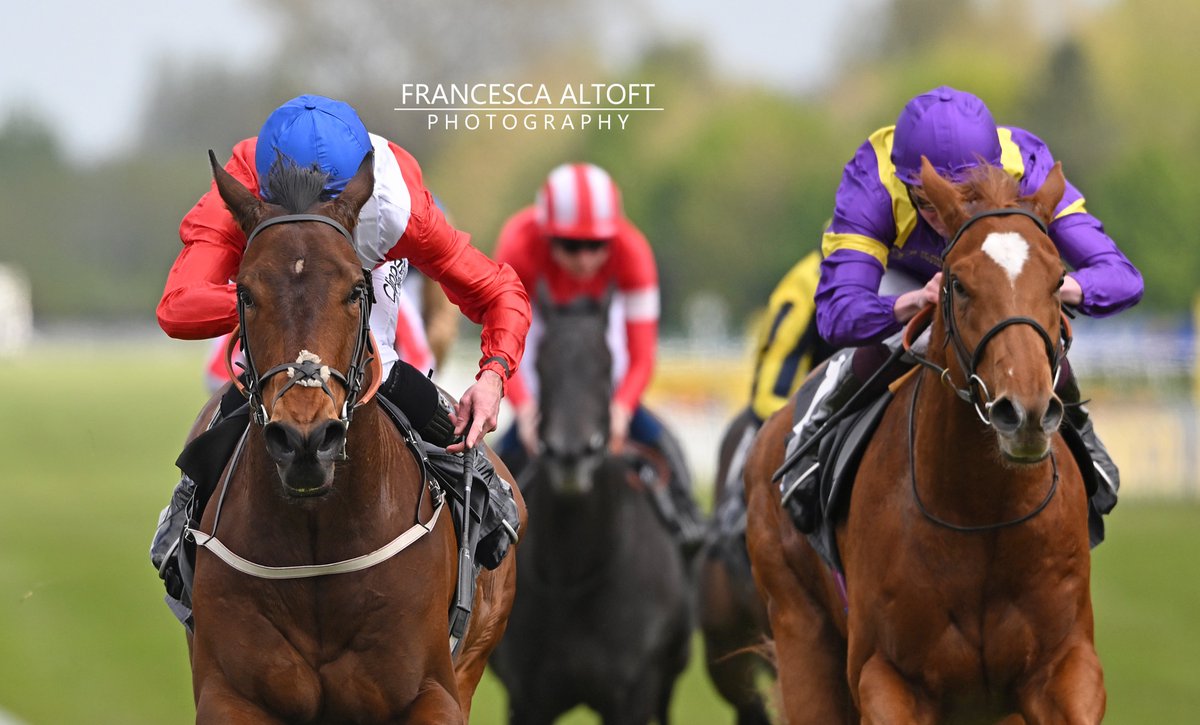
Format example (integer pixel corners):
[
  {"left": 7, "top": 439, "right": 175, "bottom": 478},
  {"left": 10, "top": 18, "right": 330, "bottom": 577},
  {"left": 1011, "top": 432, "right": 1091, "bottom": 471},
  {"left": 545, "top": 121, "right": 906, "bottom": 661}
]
[
  {"left": 293, "top": 258, "right": 304, "bottom": 274},
  {"left": 981, "top": 232, "right": 1029, "bottom": 285}
]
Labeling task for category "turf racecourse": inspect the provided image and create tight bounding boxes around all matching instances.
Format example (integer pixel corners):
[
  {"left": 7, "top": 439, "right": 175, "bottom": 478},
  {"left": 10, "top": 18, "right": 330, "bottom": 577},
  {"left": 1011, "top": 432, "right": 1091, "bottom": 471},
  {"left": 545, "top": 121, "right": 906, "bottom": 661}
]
[{"left": 0, "top": 341, "right": 1196, "bottom": 723}]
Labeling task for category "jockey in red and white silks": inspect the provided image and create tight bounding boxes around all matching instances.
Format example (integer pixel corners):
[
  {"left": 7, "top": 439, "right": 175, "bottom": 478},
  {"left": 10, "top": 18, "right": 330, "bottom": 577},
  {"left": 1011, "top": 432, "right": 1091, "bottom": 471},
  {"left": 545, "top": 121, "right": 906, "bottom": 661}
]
[{"left": 494, "top": 163, "right": 660, "bottom": 455}]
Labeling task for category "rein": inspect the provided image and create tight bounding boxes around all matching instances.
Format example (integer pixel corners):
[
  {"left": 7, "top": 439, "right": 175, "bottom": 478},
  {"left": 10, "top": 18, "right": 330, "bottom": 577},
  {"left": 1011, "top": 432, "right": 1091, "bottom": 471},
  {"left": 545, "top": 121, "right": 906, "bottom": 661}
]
[
  {"left": 229, "top": 213, "right": 380, "bottom": 437},
  {"left": 907, "top": 369, "right": 1059, "bottom": 532},
  {"left": 903, "top": 207, "right": 1072, "bottom": 425}
]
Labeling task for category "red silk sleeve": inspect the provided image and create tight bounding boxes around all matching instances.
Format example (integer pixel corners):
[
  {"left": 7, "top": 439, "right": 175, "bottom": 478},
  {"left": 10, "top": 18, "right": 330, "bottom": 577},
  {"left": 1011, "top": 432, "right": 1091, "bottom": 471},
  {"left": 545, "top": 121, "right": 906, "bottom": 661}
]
[{"left": 157, "top": 139, "right": 258, "bottom": 340}]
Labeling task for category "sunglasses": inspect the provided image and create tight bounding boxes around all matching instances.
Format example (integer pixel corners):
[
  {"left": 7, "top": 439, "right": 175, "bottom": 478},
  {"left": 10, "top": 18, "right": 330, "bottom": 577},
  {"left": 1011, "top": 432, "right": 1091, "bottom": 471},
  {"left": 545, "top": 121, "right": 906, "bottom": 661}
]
[
  {"left": 906, "top": 185, "right": 937, "bottom": 214},
  {"left": 552, "top": 237, "right": 610, "bottom": 254}
]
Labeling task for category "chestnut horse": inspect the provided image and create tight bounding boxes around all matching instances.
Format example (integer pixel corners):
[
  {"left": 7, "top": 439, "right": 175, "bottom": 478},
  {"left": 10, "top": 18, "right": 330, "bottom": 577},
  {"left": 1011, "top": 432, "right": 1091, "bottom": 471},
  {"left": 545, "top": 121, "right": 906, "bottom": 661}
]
[
  {"left": 184, "top": 152, "right": 524, "bottom": 723},
  {"left": 745, "top": 158, "right": 1104, "bottom": 723}
]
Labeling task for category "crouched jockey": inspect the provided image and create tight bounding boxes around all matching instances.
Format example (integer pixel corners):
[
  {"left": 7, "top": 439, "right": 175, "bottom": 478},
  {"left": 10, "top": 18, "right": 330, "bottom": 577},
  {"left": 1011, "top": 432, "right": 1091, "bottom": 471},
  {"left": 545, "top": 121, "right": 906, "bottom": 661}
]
[
  {"left": 150, "top": 94, "right": 532, "bottom": 621},
  {"left": 778, "top": 86, "right": 1142, "bottom": 547},
  {"left": 492, "top": 162, "right": 705, "bottom": 554}
]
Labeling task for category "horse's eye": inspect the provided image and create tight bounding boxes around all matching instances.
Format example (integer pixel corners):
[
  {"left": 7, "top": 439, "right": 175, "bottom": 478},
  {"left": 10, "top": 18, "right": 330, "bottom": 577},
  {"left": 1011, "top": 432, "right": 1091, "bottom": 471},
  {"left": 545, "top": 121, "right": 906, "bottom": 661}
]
[
  {"left": 347, "top": 285, "right": 364, "bottom": 304},
  {"left": 951, "top": 278, "right": 968, "bottom": 296},
  {"left": 239, "top": 288, "right": 255, "bottom": 308},
  {"left": 1056, "top": 276, "right": 1065, "bottom": 291}
]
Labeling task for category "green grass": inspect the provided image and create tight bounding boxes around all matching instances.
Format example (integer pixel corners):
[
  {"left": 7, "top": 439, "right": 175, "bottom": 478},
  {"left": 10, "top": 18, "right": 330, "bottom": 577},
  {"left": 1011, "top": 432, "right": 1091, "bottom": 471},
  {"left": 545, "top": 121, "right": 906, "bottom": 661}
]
[{"left": 0, "top": 342, "right": 1196, "bottom": 723}]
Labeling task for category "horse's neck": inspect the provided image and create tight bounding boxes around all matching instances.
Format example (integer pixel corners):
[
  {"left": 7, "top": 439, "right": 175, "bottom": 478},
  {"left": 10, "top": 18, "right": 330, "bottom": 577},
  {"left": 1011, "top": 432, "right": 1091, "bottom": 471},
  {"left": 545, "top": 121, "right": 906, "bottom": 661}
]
[
  {"left": 530, "top": 459, "right": 626, "bottom": 579},
  {"left": 230, "top": 413, "right": 410, "bottom": 547},
  {"left": 912, "top": 373, "right": 1056, "bottom": 522}
]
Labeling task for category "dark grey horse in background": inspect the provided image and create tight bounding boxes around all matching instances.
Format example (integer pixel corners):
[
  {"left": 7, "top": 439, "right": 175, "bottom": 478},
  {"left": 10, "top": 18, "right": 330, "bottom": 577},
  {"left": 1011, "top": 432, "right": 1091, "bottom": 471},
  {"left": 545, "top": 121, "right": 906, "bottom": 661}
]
[{"left": 490, "top": 293, "right": 693, "bottom": 724}]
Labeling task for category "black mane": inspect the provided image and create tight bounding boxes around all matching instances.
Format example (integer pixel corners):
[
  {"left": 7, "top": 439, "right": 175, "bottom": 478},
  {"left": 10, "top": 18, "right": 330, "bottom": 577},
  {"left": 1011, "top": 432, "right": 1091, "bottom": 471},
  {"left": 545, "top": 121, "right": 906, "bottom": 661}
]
[{"left": 263, "top": 151, "right": 330, "bottom": 213}]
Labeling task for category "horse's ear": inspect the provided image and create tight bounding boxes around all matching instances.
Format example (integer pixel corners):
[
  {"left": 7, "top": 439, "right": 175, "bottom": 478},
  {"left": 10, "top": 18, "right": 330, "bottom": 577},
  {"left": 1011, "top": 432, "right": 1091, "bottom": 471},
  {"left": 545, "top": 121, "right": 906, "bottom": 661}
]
[
  {"left": 209, "top": 149, "right": 267, "bottom": 236},
  {"left": 1025, "top": 162, "right": 1065, "bottom": 228},
  {"left": 918, "top": 156, "right": 968, "bottom": 233},
  {"left": 325, "top": 150, "right": 375, "bottom": 231}
]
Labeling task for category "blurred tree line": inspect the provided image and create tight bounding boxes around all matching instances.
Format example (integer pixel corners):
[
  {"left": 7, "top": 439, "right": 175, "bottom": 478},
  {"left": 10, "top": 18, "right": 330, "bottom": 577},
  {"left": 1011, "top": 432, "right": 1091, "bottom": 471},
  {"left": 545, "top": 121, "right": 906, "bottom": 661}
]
[{"left": 0, "top": 0, "right": 1192, "bottom": 332}]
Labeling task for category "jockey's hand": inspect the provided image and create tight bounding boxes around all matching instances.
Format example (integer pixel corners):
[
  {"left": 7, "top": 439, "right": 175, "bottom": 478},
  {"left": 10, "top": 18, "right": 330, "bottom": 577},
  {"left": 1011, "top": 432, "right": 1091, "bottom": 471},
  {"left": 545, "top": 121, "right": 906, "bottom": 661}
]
[
  {"left": 609, "top": 401, "right": 632, "bottom": 454},
  {"left": 1060, "top": 274, "right": 1083, "bottom": 307},
  {"left": 515, "top": 400, "right": 540, "bottom": 455},
  {"left": 448, "top": 369, "right": 504, "bottom": 452},
  {"left": 893, "top": 272, "right": 942, "bottom": 323}
]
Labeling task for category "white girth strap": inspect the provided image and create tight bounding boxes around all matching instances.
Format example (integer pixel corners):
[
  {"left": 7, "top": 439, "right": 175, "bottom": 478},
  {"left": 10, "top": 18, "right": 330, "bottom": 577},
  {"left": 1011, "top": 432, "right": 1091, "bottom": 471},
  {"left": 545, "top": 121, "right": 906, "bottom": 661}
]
[{"left": 187, "top": 497, "right": 444, "bottom": 580}]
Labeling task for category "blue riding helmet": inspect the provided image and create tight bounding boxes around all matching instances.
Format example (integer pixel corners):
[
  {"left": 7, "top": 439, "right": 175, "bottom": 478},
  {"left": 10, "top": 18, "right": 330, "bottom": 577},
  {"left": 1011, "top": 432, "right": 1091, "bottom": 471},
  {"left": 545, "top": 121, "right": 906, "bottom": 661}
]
[
  {"left": 891, "top": 86, "right": 1002, "bottom": 186},
  {"left": 255, "top": 94, "right": 372, "bottom": 198}
]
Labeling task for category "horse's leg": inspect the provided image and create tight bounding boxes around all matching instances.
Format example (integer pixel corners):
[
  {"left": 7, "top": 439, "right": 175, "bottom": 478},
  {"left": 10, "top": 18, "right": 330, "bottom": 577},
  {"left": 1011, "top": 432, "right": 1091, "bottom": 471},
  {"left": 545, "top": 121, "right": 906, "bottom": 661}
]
[
  {"left": 856, "top": 653, "right": 936, "bottom": 725},
  {"left": 509, "top": 692, "right": 572, "bottom": 725},
  {"left": 599, "top": 673, "right": 661, "bottom": 725},
  {"left": 452, "top": 563, "right": 511, "bottom": 717},
  {"left": 699, "top": 558, "right": 773, "bottom": 725},
  {"left": 700, "top": 633, "right": 772, "bottom": 724},
  {"left": 1016, "top": 643, "right": 1105, "bottom": 724},
  {"left": 769, "top": 597, "right": 854, "bottom": 725},
  {"left": 745, "top": 404, "right": 852, "bottom": 724},
  {"left": 404, "top": 681, "right": 464, "bottom": 725}
]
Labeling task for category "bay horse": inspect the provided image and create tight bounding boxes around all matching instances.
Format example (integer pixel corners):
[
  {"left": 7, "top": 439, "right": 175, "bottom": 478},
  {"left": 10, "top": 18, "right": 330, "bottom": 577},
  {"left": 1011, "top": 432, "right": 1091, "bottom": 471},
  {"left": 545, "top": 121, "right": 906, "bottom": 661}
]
[
  {"left": 489, "top": 293, "right": 692, "bottom": 724},
  {"left": 185, "top": 151, "right": 524, "bottom": 723},
  {"left": 699, "top": 407, "right": 774, "bottom": 724},
  {"left": 745, "top": 157, "right": 1104, "bottom": 723}
]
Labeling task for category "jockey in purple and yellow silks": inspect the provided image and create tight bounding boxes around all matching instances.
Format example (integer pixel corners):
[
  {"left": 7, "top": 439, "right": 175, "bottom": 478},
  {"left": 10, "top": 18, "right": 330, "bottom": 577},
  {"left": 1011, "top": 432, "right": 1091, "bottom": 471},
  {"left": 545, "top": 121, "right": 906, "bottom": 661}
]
[{"left": 780, "top": 86, "right": 1143, "bottom": 545}]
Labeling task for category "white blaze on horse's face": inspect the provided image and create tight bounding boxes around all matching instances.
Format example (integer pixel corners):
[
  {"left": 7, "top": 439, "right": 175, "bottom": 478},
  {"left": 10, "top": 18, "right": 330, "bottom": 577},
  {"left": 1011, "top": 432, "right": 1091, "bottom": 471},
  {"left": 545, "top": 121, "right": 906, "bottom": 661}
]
[{"left": 981, "top": 232, "right": 1030, "bottom": 287}]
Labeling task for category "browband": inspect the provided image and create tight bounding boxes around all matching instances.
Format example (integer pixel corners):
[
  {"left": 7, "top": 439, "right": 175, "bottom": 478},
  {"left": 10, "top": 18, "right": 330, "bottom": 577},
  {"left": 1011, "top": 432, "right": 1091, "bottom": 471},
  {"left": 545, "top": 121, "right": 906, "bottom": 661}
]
[{"left": 246, "top": 213, "right": 354, "bottom": 247}]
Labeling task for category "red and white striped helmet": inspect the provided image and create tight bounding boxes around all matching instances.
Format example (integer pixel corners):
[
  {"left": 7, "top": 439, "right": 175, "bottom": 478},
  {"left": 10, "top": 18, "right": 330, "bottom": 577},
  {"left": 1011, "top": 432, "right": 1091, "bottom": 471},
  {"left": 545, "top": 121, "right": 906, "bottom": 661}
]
[{"left": 535, "top": 163, "right": 623, "bottom": 240}]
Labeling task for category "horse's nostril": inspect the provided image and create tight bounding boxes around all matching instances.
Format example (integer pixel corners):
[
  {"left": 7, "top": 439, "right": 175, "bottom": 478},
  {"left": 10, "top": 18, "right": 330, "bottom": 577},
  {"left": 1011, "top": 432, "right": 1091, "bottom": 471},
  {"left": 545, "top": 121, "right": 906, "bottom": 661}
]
[
  {"left": 1043, "top": 396, "right": 1065, "bottom": 432},
  {"left": 989, "top": 397, "right": 1023, "bottom": 434},
  {"left": 312, "top": 420, "right": 348, "bottom": 458},
  {"left": 264, "top": 421, "right": 300, "bottom": 464}
]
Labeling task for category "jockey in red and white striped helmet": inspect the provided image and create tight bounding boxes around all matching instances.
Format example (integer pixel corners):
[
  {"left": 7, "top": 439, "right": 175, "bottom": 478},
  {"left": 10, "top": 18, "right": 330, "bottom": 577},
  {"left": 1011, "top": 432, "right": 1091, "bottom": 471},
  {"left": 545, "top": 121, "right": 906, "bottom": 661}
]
[
  {"left": 535, "top": 162, "right": 623, "bottom": 240},
  {"left": 496, "top": 162, "right": 659, "bottom": 456}
]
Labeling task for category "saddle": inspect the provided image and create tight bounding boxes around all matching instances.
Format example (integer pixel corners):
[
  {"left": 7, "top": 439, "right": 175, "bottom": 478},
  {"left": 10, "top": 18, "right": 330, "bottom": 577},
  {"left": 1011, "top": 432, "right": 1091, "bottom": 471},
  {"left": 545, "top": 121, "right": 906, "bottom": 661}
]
[
  {"left": 803, "top": 392, "right": 893, "bottom": 573},
  {"left": 623, "top": 441, "right": 694, "bottom": 543}
]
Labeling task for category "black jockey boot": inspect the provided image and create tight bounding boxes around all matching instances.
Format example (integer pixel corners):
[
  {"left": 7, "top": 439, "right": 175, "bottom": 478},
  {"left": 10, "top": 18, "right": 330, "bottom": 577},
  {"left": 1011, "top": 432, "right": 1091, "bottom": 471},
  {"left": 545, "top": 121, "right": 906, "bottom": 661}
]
[
  {"left": 642, "top": 430, "right": 706, "bottom": 558},
  {"left": 379, "top": 360, "right": 459, "bottom": 447},
  {"left": 149, "top": 474, "right": 198, "bottom": 604},
  {"left": 779, "top": 350, "right": 863, "bottom": 533},
  {"left": 1058, "top": 370, "right": 1119, "bottom": 547},
  {"left": 150, "top": 383, "right": 247, "bottom": 614}
]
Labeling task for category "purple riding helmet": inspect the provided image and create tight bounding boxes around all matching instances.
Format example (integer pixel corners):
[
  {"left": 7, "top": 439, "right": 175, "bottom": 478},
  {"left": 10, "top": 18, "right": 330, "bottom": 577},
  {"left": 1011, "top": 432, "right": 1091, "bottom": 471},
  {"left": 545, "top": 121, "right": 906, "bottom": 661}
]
[{"left": 891, "top": 86, "right": 1003, "bottom": 186}]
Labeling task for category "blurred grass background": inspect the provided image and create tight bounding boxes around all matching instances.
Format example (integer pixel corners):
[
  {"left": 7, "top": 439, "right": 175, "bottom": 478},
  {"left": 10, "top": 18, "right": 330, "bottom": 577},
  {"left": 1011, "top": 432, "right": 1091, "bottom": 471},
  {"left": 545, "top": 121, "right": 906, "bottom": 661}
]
[{"left": 0, "top": 343, "right": 1196, "bottom": 723}]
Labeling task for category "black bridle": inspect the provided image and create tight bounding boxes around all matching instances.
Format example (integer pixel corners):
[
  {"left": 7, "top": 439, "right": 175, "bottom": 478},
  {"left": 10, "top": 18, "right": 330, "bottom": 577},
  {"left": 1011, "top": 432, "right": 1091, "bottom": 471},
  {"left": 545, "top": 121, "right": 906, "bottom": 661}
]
[
  {"left": 233, "top": 214, "right": 376, "bottom": 437},
  {"left": 908, "top": 207, "right": 1072, "bottom": 425},
  {"left": 903, "top": 207, "right": 1069, "bottom": 532}
]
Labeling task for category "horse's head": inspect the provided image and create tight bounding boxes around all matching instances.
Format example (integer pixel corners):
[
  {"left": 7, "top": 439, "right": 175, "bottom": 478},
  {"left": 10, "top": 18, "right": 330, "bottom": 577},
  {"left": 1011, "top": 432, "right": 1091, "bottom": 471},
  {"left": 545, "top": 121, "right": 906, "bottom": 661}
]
[
  {"left": 210, "top": 149, "right": 377, "bottom": 497},
  {"left": 920, "top": 156, "right": 1069, "bottom": 462},
  {"left": 534, "top": 286, "right": 614, "bottom": 495}
]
